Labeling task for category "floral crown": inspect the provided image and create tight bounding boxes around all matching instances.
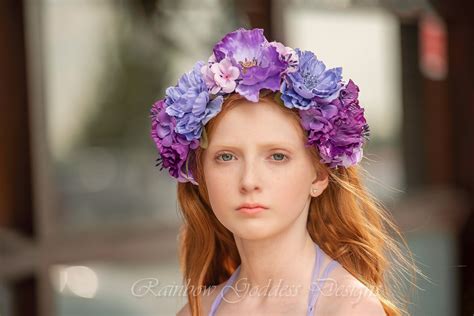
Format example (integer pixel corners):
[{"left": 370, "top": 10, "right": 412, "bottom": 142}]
[{"left": 150, "top": 28, "right": 370, "bottom": 185}]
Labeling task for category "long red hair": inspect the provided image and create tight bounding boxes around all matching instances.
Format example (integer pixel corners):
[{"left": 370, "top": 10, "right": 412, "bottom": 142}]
[{"left": 177, "top": 92, "right": 419, "bottom": 315}]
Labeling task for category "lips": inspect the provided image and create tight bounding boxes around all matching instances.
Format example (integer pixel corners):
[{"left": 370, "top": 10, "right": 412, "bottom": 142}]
[
  {"left": 236, "top": 203, "right": 268, "bottom": 215},
  {"left": 236, "top": 203, "right": 268, "bottom": 210}
]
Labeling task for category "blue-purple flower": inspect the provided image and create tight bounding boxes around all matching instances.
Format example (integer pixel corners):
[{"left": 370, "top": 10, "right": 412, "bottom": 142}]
[
  {"left": 299, "top": 80, "right": 369, "bottom": 168},
  {"left": 151, "top": 99, "right": 199, "bottom": 184},
  {"left": 213, "top": 28, "right": 287, "bottom": 102},
  {"left": 165, "top": 61, "right": 224, "bottom": 142},
  {"left": 281, "top": 49, "right": 343, "bottom": 110}
]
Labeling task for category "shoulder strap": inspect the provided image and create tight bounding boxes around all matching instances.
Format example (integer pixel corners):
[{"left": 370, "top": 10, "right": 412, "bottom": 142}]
[
  {"left": 208, "top": 265, "right": 241, "bottom": 316},
  {"left": 306, "top": 243, "right": 323, "bottom": 315},
  {"left": 307, "top": 247, "right": 340, "bottom": 315}
]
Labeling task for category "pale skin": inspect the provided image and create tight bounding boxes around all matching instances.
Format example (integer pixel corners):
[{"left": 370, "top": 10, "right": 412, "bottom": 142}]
[{"left": 177, "top": 99, "right": 386, "bottom": 315}]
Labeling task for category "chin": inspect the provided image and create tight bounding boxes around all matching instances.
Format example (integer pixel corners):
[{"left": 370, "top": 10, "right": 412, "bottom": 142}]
[{"left": 232, "top": 225, "right": 279, "bottom": 241}]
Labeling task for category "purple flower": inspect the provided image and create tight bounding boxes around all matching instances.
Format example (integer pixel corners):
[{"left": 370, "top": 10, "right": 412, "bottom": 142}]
[
  {"left": 151, "top": 99, "right": 199, "bottom": 184},
  {"left": 213, "top": 28, "right": 287, "bottom": 102},
  {"left": 299, "top": 80, "right": 369, "bottom": 168},
  {"left": 281, "top": 49, "right": 343, "bottom": 110},
  {"left": 165, "top": 61, "right": 224, "bottom": 142},
  {"left": 269, "top": 41, "right": 299, "bottom": 74}
]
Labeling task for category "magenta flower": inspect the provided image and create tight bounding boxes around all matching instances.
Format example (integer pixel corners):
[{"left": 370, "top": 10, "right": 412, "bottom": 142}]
[
  {"left": 299, "top": 80, "right": 370, "bottom": 168},
  {"left": 151, "top": 99, "right": 199, "bottom": 184}
]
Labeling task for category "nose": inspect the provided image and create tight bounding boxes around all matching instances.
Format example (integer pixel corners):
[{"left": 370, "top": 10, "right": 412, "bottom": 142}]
[{"left": 239, "top": 158, "right": 261, "bottom": 194}]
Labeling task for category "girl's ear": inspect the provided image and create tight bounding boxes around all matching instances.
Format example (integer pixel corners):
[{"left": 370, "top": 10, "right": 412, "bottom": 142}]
[{"left": 311, "top": 168, "right": 329, "bottom": 196}]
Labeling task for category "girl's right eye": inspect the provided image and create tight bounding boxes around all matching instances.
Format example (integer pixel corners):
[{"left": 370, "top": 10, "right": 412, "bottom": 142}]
[{"left": 216, "top": 153, "right": 234, "bottom": 162}]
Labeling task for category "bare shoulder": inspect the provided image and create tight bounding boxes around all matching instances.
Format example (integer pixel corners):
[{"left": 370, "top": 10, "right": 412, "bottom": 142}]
[
  {"left": 329, "top": 278, "right": 386, "bottom": 316},
  {"left": 176, "top": 302, "right": 191, "bottom": 316},
  {"left": 315, "top": 264, "right": 386, "bottom": 316},
  {"left": 176, "top": 282, "right": 225, "bottom": 316}
]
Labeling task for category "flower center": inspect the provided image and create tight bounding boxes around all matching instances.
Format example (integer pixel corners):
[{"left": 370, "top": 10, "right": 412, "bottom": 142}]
[
  {"left": 239, "top": 57, "right": 258, "bottom": 74},
  {"left": 302, "top": 71, "right": 318, "bottom": 88}
]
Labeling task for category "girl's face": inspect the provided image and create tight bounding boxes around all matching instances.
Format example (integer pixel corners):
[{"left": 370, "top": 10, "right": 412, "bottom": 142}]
[{"left": 202, "top": 99, "right": 327, "bottom": 240}]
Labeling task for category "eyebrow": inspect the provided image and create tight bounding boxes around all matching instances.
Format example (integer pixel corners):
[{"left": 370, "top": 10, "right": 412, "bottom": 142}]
[{"left": 210, "top": 142, "right": 296, "bottom": 151}]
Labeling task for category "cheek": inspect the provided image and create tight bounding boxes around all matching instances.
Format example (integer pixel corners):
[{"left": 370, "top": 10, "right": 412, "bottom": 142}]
[
  {"left": 272, "top": 169, "right": 311, "bottom": 203},
  {"left": 270, "top": 162, "right": 314, "bottom": 210},
  {"left": 203, "top": 164, "right": 230, "bottom": 214},
  {"left": 203, "top": 171, "right": 238, "bottom": 231},
  {"left": 207, "top": 180, "right": 226, "bottom": 205}
]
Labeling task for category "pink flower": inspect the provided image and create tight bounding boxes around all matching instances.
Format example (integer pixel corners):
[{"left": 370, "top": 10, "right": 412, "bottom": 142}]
[
  {"left": 210, "top": 58, "right": 240, "bottom": 93},
  {"left": 201, "top": 54, "right": 221, "bottom": 94},
  {"left": 201, "top": 54, "right": 240, "bottom": 94}
]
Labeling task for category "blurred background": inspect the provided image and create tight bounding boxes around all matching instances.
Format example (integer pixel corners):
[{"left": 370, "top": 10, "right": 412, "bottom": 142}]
[{"left": 0, "top": 0, "right": 473, "bottom": 315}]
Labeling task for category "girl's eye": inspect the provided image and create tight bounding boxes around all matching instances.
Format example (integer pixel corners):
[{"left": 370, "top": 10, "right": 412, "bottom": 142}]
[
  {"left": 271, "top": 153, "right": 288, "bottom": 161},
  {"left": 216, "top": 153, "right": 234, "bottom": 161}
]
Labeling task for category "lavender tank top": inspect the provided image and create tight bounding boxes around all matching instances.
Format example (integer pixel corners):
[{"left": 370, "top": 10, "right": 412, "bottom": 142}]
[{"left": 208, "top": 243, "right": 340, "bottom": 316}]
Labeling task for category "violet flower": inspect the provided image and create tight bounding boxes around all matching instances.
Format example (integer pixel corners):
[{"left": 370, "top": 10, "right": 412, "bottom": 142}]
[{"left": 213, "top": 28, "right": 287, "bottom": 102}]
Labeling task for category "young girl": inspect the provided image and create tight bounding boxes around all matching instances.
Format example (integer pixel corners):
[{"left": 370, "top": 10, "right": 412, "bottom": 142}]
[{"left": 151, "top": 28, "right": 417, "bottom": 315}]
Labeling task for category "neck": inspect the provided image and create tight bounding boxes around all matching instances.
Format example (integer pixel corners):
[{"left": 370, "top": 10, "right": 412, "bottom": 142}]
[{"left": 232, "top": 205, "right": 317, "bottom": 302}]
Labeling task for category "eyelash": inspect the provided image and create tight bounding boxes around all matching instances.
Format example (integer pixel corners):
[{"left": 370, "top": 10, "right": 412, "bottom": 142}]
[{"left": 215, "top": 152, "right": 289, "bottom": 162}]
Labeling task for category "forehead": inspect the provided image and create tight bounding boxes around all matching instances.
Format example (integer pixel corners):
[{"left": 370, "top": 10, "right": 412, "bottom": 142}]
[{"left": 208, "top": 99, "right": 305, "bottom": 147}]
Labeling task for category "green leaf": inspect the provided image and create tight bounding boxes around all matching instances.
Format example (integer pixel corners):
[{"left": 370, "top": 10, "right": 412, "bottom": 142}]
[
  {"left": 259, "top": 89, "right": 272, "bottom": 98},
  {"left": 200, "top": 127, "right": 209, "bottom": 149},
  {"left": 273, "top": 91, "right": 285, "bottom": 107}
]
